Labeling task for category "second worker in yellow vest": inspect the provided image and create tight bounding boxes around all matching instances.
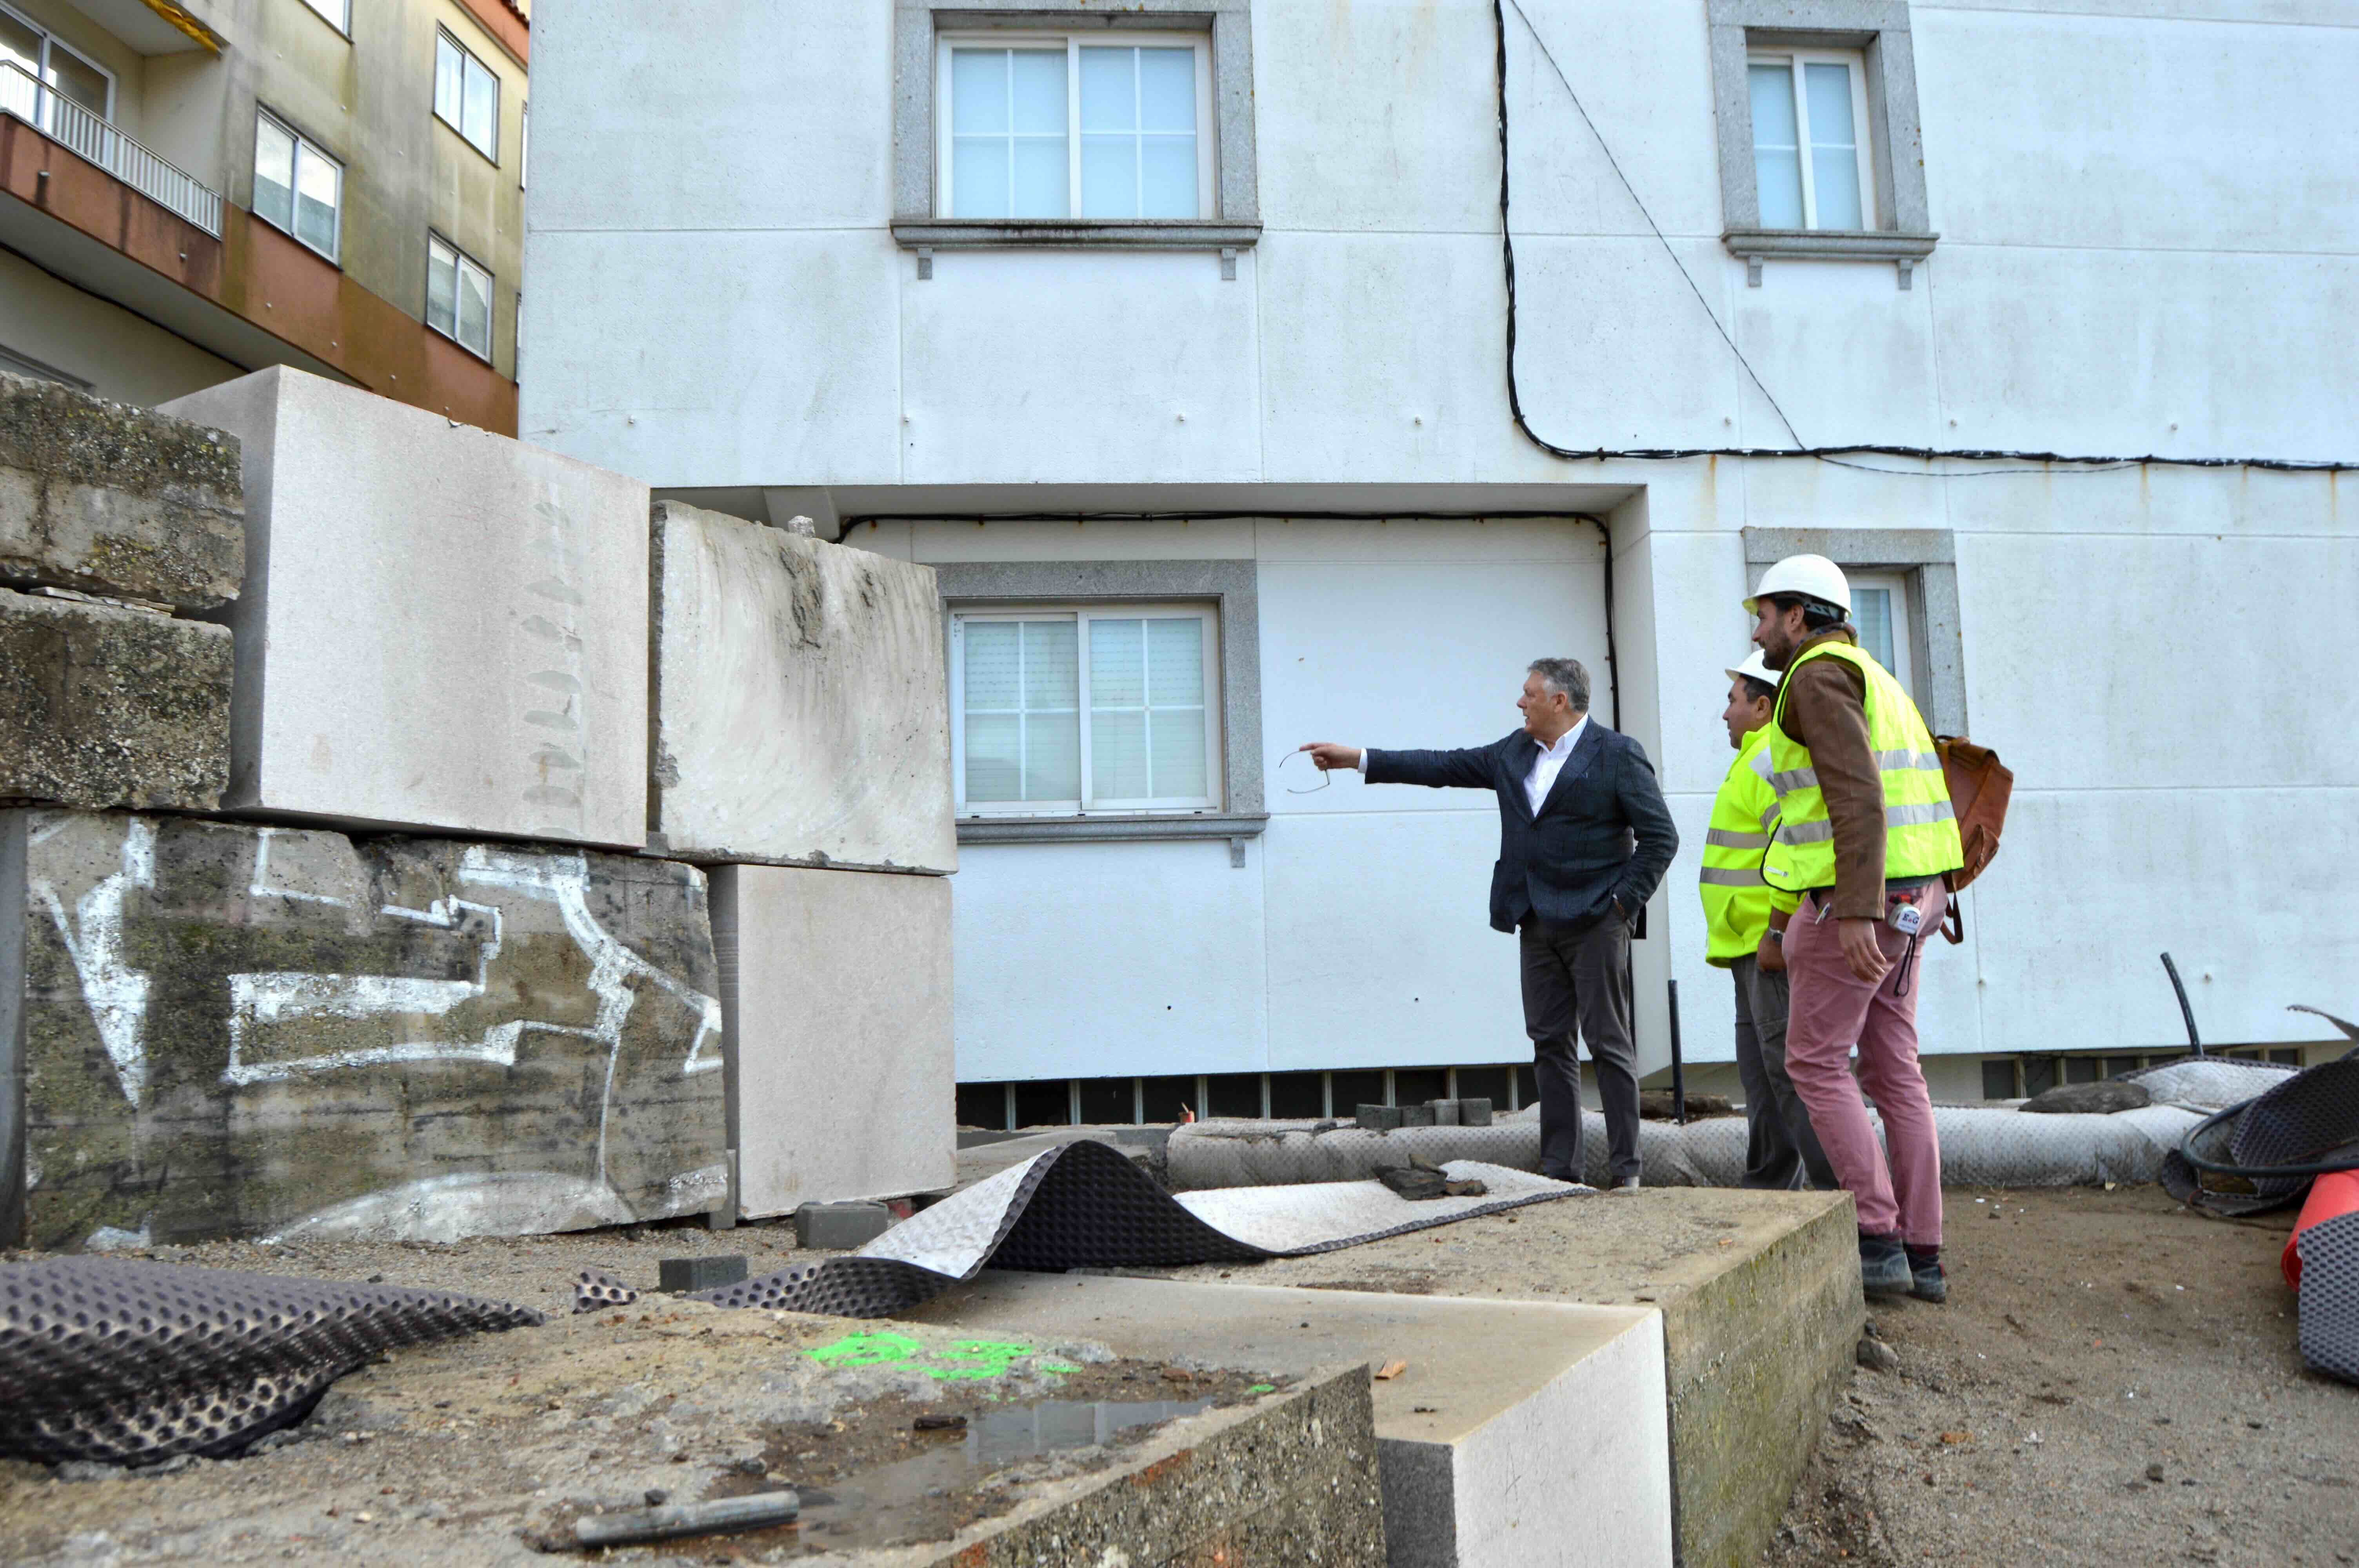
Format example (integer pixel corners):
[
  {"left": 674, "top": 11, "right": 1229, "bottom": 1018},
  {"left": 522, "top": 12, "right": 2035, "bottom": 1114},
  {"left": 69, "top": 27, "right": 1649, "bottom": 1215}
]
[
  {"left": 1701, "top": 650, "right": 1836, "bottom": 1192},
  {"left": 1748, "top": 554, "right": 1963, "bottom": 1306}
]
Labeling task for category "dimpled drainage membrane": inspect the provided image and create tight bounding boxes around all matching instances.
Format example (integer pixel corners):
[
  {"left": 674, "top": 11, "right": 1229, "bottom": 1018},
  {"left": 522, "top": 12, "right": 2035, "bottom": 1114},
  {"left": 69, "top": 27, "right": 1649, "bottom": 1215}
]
[
  {"left": 0, "top": 1257, "right": 544, "bottom": 1466},
  {"left": 2296, "top": 1212, "right": 2359, "bottom": 1385},
  {"left": 651, "top": 1139, "right": 1577, "bottom": 1321},
  {"left": 2161, "top": 1056, "right": 2359, "bottom": 1218}
]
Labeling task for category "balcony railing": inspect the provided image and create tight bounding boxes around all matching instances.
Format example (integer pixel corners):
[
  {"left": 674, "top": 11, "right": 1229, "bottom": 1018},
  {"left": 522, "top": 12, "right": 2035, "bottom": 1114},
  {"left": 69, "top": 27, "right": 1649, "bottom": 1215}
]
[{"left": 1, "top": 60, "right": 222, "bottom": 237}]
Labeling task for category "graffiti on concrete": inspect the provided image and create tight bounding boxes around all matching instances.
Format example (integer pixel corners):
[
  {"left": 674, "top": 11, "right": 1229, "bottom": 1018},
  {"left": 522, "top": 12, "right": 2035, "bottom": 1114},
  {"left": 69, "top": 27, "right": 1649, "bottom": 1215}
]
[{"left": 16, "top": 812, "right": 727, "bottom": 1249}]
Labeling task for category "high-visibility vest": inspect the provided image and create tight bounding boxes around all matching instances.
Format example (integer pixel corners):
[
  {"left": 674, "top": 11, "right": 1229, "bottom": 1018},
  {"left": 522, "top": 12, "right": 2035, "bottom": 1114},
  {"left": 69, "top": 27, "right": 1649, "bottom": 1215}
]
[
  {"left": 1765, "top": 641, "right": 1963, "bottom": 893},
  {"left": 1698, "top": 724, "right": 1781, "bottom": 965}
]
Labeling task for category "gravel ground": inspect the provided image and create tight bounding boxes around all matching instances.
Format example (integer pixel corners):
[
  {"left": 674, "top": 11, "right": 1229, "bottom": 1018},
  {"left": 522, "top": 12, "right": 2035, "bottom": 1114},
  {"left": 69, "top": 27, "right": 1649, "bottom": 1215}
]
[{"left": 1765, "top": 1186, "right": 2357, "bottom": 1568}]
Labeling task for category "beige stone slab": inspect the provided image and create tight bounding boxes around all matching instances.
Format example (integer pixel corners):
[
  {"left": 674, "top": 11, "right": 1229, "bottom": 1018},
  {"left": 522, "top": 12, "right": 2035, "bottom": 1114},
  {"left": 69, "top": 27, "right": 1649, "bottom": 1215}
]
[
  {"left": 652, "top": 501, "right": 955, "bottom": 874},
  {"left": 158, "top": 368, "right": 649, "bottom": 848},
  {"left": 714, "top": 865, "right": 955, "bottom": 1216},
  {"left": 900, "top": 1272, "right": 1673, "bottom": 1568}
]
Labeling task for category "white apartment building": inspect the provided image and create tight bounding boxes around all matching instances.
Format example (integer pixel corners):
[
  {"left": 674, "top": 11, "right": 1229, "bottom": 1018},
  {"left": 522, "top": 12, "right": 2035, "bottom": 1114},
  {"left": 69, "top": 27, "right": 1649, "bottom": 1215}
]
[{"left": 519, "top": 0, "right": 2359, "bottom": 1126}]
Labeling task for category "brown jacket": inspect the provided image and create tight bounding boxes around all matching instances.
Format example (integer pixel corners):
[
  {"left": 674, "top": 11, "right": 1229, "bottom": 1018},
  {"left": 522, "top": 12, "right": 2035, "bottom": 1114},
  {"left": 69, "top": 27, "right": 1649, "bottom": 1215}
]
[{"left": 1777, "top": 628, "right": 1888, "bottom": 920}]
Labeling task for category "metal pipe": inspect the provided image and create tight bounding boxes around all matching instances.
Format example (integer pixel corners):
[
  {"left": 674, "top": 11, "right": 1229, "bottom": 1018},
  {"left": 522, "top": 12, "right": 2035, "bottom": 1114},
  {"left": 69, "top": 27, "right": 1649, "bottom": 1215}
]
[
  {"left": 2160, "top": 952, "right": 2204, "bottom": 1057},
  {"left": 1667, "top": 977, "right": 1687, "bottom": 1125},
  {"left": 574, "top": 1491, "right": 800, "bottom": 1548}
]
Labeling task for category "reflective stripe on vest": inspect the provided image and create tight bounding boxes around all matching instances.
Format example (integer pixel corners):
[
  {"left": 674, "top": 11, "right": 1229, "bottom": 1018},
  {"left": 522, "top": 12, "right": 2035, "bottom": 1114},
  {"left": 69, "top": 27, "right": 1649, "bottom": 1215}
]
[
  {"left": 1697, "top": 724, "right": 1783, "bottom": 964},
  {"left": 1764, "top": 641, "right": 1964, "bottom": 892}
]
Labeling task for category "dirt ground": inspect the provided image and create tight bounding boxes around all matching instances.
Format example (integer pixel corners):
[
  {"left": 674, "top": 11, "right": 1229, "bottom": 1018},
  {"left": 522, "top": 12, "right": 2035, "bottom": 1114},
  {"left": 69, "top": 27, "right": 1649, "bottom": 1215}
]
[
  {"left": 6, "top": 1186, "right": 2355, "bottom": 1566},
  {"left": 1763, "top": 1185, "right": 2358, "bottom": 1568}
]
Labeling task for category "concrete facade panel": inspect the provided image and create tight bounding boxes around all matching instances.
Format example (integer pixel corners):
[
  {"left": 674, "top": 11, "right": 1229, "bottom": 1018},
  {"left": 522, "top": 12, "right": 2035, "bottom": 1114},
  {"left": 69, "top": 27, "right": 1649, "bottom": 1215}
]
[
  {"left": 652, "top": 502, "right": 956, "bottom": 874},
  {"left": 1261, "top": 810, "right": 1528, "bottom": 1073},
  {"left": 523, "top": 0, "right": 891, "bottom": 234},
  {"left": 714, "top": 864, "right": 954, "bottom": 1214},
  {"left": 1970, "top": 788, "right": 2355, "bottom": 1052},
  {"left": 518, "top": 229, "right": 905, "bottom": 487},
  {"left": 1914, "top": 7, "right": 2359, "bottom": 253},
  {"left": 910, "top": 516, "right": 1256, "bottom": 564},
  {"left": 161, "top": 367, "right": 651, "bottom": 847},
  {"left": 0, "top": 590, "right": 231, "bottom": 812},
  {"left": 951, "top": 838, "right": 1265, "bottom": 1083},
  {"left": 899, "top": 249, "right": 1261, "bottom": 485},
  {"left": 8, "top": 809, "right": 724, "bottom": 1249}
]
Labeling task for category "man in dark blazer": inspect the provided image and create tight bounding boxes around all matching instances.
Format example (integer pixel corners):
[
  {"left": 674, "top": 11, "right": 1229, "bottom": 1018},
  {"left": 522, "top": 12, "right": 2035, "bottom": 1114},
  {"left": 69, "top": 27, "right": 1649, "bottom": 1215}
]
[{"left": 1299, "top": 657, "right": 1679, "bottom": 1187}]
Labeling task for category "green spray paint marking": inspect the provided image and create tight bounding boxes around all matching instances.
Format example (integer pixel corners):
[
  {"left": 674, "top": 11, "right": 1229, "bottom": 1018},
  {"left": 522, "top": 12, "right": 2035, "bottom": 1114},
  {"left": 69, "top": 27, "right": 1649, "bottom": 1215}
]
[
  {"left": 804, "top": 1332, "right": 1079, "bottom": 1382},
  {"left": 1247, "top": 1384, "right": 1277, "bottom": 1394}
]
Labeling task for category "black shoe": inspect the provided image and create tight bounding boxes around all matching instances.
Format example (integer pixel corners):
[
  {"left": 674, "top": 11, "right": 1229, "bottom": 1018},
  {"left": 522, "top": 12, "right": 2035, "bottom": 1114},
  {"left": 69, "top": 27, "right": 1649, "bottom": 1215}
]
[
  {"left": 1859, "top": 1234, "right": 1912, "bottom": 1298},
  {"left": 1907, "top": 1250, "right": 1946, "bottom": 1304}
]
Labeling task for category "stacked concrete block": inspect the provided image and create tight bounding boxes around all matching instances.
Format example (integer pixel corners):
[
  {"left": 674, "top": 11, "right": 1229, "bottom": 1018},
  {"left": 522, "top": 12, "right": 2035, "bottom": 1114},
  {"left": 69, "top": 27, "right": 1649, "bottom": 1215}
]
[
  {"left": 4, "top": 809, "right": 725, "bottom": 1249},
  {"left": 157, "top": 368, "right": 650, "bottom": 848},
  {"left": 712, "top": 864, "right": 954, "bottom": 1217},
  {"left": 649, "top": 499, "right": 955, "bottom": 873},
  {"left": 0, "top": 374, "right": 239, "bottom": 810}
]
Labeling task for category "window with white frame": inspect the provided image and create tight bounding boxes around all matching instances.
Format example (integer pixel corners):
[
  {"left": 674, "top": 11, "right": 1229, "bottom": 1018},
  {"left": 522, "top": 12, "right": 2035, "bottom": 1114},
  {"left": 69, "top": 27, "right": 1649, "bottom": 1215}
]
[
  {"left": 1846, "top": 571, "right": 1913, "bottom": 690},
  {"left": 0, "top": 5, "right": 114, "bottom": 125},
  {"left": 951, "top": 604, "right": 1221, "bottom": 815},
  {"left": 296, "top": 0, "right": 349, "bottom": 34},
  {"left": 434, "top": 28, "right": 499, "bottom": 161},
  {"left": 253, "top": 111, "right": 342, "bottom": 261},
  {"left": 426, "top": 233, "right": 493, "bottom": 359},
  {"left": 1747, "top": 50, "right": 1873, "bottom": 231},
  {"left": 937, "top": 33, "right": 1213, "bottom": 221}
]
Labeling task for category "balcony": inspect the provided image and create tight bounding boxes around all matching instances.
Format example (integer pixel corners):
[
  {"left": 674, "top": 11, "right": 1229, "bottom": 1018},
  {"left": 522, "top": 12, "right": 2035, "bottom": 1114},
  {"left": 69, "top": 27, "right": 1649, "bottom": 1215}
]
[{"left": 0, "top": 58, "right": 219, "bottom": 235}]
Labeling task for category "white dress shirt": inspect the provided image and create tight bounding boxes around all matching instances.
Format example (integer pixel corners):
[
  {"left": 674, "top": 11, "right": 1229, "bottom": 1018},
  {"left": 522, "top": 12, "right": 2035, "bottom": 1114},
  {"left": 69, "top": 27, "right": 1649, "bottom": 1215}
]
[{"left": 1354, "top": 716, "right": 1590, "bottom": 816}]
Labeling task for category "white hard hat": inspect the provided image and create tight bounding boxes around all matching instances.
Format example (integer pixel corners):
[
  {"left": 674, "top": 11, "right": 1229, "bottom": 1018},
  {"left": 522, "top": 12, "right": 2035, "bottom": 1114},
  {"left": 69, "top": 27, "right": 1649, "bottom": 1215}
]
[
  {"left": 1743, "top": 554, "right": 1851, "bottom": 615},
  {"left": 1725, "top": 649, "right": 1781, "bottom": 689}
]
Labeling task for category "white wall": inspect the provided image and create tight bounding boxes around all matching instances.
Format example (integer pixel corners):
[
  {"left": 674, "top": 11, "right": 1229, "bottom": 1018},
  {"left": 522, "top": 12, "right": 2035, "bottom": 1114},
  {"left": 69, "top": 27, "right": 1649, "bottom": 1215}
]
[{"left": 522, "top": 0, "right": 2359, "bottom": 1074}]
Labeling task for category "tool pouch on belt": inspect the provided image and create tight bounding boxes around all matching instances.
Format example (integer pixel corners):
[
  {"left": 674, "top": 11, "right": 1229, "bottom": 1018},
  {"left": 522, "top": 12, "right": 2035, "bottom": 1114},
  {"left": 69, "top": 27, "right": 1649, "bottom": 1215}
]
[{"left": 1934, "top": 736, "right": 2014, "bottom": 944}]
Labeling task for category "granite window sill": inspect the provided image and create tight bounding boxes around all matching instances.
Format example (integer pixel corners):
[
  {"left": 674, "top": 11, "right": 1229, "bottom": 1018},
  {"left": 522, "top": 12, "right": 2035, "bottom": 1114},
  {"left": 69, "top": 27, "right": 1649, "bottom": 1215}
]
[
  {"left": 892, "top": 220, "right": 1263, "bottom": 251},
  {"left": 957, "top": 813, "right": 1269, "bottom": 846}
]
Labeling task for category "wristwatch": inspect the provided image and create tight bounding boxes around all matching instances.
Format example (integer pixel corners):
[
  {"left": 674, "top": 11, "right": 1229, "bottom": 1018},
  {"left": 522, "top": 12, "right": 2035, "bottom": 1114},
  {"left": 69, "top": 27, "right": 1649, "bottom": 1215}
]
[{"left": 1766, "top": 928, "right": 1785, "bottom": 944}]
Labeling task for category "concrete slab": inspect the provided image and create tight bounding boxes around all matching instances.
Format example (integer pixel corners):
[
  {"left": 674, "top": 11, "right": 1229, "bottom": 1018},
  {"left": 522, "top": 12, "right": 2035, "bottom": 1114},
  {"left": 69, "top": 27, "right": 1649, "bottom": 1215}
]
[
  {"left": 1157, "top": 1186, "right": 1863, "bottom": 1568},
  {"left": 157, "top": 368, "right": 649, "bottom": 848},
  {"left": 652, "top": 501, "right": 956, "bottom": 873},
  {"left": 712, "top": 865, "right": 954, "bottom": 1218},
  {"left": 901, "top": 1272, "right": 1674, "bottom": 1568},
  {"left": 0, "top": 372, "right": 243, "bottom": 610},
  {"left": 6, "top": 809, "right": 724, "bottom": 1249},
  {"left": 0, "top": 589, "right": 230, "bottom": 811}
]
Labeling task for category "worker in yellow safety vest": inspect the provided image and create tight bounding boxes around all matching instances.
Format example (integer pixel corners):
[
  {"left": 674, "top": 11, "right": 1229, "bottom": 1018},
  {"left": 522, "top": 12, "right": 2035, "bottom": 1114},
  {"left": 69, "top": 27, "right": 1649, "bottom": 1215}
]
[
  {"left": 1748, "top": 554, "right": 1963, "bottom": 1305},
  {"left": 1700, "top": 649, "right": 1836, "bottom": 1193}
]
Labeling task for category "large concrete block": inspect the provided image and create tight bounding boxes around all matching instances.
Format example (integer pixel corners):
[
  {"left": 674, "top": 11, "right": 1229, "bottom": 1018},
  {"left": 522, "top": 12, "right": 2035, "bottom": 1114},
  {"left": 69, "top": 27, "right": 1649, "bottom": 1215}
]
[
  {"left": 0, "top": 588, "right": 231, "bottom": 810},
  {"left": 0, "top": 373, "right": 243, "bottom": 610},
  {"left": 156, "top": 368, "right": 649, "bottom": 847},
  {"left": 652, "top": 501, "right": 954, "bottom": 873},
  {"left": 5, "top": 809, "right": 724, "bottom": 1249},
  {"left": 712, "top": 864, "right": 954, "bottom": 1217}
]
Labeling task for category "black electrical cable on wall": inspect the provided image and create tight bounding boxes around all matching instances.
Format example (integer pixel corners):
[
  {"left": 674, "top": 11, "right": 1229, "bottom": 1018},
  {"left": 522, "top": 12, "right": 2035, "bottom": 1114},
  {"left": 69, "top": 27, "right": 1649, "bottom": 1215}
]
[{"left": 1489, "top": 0, "right": 2357, "bottom": 478}]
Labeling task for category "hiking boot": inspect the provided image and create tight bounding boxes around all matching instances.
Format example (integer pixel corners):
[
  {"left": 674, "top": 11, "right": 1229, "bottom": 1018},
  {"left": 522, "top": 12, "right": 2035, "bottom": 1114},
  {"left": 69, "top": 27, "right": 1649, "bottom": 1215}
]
[
  {"left": 1859, "top": 1234, "right": 1912, "bottom": 1298},
  {"left": 1907, "top": 1248, "right": 1947, "bottom": 1304}
]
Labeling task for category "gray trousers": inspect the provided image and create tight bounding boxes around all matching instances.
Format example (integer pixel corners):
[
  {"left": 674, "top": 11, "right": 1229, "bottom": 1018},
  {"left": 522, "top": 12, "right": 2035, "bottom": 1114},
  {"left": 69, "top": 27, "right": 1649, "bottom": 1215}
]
[
  {"left": 1730, "top": 954, "right": 1838, "bottom": 1191},
  {"left": 1519, "top": 913, "right": 1640, "bottom": 1184}
]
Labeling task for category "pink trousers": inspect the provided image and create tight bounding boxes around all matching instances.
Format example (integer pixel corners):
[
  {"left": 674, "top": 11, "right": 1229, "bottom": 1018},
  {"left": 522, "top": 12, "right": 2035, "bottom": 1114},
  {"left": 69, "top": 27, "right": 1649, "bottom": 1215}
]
[{"left": 1781, "top": 883, "right": 1945, "bottom": 1246}]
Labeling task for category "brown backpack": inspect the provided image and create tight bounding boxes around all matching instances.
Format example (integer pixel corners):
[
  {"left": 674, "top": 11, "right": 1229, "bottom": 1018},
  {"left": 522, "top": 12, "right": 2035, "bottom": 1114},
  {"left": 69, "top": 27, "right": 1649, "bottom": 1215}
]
[{"left": 1935, "top": 736, "right": 2012, "bottom": 943}]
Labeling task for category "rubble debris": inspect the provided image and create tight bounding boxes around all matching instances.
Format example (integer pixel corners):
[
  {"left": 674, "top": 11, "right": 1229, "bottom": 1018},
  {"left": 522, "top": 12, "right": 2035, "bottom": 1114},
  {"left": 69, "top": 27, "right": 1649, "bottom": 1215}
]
[
  {"left": 2020, "top": 1080, "right": 2151, "bottom": 1114},
  {"left": 571, "top": 1490, "right": 800, "bottom": 1548},
  {"left": 1640, "top": 1091, "right": 1736, "bottom": 1120},
  {"left": 658, "top": 1256, "right": 747, "bottom": 1293}
]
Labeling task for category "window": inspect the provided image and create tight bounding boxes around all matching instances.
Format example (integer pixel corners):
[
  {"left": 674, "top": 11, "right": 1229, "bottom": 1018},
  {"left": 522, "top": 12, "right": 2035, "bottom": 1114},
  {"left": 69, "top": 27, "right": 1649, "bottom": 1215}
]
[
  {"left": 1846, "top": 571, "right": 1913, "bottom": 690},
  {"left": 1707, "top": 0, "right": 1932, "bottom": 286},
  {"left": 938, "top": 34, "right": 1211, "bottom": 220},
  {"left": 1747, "top": 52, "right": 1871, "bottom": 232},
  {"left": 950, "top": 604, "right": 1221, "bottom": 816},
  {"left": 253, "top": 111, "right": 342, "bottom": 261},
  {"left": 434, "top": 29, "right": 498, "bottom": 161},
  {"left": 0, "top": 5, "right": 114, "bottom": 126},
  {"left": 426, "top": 234, "right": 493, "bottom": 359},
  {"left": 297, "top": 0, "right": 349, "bottom": 34}
]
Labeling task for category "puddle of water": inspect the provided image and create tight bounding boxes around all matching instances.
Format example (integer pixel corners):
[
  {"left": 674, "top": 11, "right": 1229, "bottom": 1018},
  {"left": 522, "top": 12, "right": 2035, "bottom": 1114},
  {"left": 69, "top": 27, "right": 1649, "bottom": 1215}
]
[{"left": 791, "top": 1399, "right": 1215, "bottom": 1551}]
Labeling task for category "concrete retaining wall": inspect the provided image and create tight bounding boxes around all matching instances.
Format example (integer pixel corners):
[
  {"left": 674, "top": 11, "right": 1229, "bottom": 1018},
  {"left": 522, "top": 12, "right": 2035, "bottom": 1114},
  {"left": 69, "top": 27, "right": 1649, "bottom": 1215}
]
[
  {"left": 713, "top": 863, "right": 954, "bottom": 1216},
  {"left": 5, "top": 808, "right": 725, "bottom": 1249},
  {"left": 158, "top": 367, "right": 651, "bottom": 848},
  {"left": 0, "top": 590, "right": 231, "bottom": 811},
  {"left": 652, "top": 500, "right": 955, "bottom": 873}
]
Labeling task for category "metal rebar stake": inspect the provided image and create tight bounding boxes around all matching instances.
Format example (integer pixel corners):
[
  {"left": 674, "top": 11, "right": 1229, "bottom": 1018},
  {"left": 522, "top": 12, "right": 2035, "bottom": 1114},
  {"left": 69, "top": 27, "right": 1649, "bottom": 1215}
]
[
  {"left": 2160, "top": 952, "right": 2205, "bottom": 1057},
  {"left": 1667, "top": 977, "right": 1687, "bottom": 1124}
]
